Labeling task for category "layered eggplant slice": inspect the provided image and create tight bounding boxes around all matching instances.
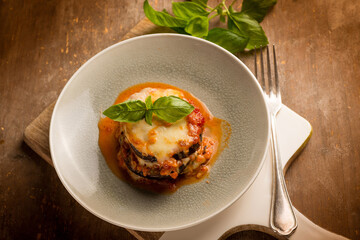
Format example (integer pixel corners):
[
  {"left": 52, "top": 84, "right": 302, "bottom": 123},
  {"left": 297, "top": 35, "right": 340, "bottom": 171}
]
[
  {"left": 115, "top": 88, "right": 215, "bottom": 181},
  {"left": 118, "top": 128, "right": 205, "bottom": 180}
]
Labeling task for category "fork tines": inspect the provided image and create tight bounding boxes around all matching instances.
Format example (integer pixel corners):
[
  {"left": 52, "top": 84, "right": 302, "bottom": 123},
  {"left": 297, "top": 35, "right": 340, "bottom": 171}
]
[{"left": 254, "top": 45, "right": 280, "bottom": 97}]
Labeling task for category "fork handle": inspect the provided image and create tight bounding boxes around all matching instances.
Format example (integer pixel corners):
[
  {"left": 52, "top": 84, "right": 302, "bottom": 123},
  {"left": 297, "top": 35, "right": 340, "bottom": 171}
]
[{"left": 270, "top": 114, "right": 298, "bottom": 236}]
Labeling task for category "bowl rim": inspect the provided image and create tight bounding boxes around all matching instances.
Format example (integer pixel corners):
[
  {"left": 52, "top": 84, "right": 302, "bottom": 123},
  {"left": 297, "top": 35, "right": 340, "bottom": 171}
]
[{"left": 49, "top": 33, "right": 270, "bottom": 232}]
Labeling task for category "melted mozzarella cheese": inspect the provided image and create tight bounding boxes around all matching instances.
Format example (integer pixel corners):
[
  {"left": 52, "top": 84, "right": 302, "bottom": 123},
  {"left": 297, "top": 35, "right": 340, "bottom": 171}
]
[
  {"left": 128, "top": 88, "right": 184, "bottom": 102},
  {"left": 149, "top": 118, "right": 190, "bottom": 161},
  {"left": 124, "top": 88, "right": 193, "bottom": 162}
]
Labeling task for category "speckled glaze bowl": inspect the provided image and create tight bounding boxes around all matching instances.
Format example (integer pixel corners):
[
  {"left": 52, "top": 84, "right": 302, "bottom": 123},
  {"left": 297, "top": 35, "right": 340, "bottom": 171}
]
[{"left": 50, "top": 34, "right": 270, "bottom": 231}]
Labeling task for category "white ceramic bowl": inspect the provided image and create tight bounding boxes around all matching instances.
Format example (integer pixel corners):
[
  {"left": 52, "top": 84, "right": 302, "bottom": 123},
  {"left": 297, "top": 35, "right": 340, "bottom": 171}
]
[{"left": 50, "top": 34, "right": 269, "bottom": 231}]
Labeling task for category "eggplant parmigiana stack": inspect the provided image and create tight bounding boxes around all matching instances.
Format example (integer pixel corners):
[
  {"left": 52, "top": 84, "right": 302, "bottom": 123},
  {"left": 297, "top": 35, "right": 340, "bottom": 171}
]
[{"left": 114, "top": 88, "right": 215, "bottom": 181}]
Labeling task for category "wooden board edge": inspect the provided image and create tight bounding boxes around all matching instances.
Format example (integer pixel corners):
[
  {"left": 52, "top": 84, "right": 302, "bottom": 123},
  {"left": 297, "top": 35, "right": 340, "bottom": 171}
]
[
  {"left": 126, "top": 229, "right": 164, "bottom": 240},
  {"left": 23, "top": 102, "right": 55, "bottom": 166},
  {"left": 121, "top": 18, "right": 174, "bottom": 41}
]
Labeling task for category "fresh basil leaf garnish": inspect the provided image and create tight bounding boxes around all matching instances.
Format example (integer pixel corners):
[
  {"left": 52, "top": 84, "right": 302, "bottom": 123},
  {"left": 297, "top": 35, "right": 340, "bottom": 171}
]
[
  {"left": 145, "top": 95, "right": 153, "bottom": 109},
  {"left": 104, "top": 95, "right": 194, "bottom": 125},
  {"left": 241, "top": 0, "right": 277, "bottom": 23},
  {"left": 162, "top": 9, "right": 189, "bottom": 35},
  {"left": 172, "top": 2, "right": 209, "bottom": 19},
  {"left": 143, "top": 0, "right": 276, "bottom": 53},
  {"left": 103, "top": 100, "right": 147, "bottom": 123},
  {"left": 171, "top": 27, "right": 190, "bottom": 35},
  {"left": 145, "top": 95, "right": 153, "bottom": 125},
  {"left": 152, "top": 96, "right": 195, "bottom": 123},
  {"left": 216, "top": 6, "right": 226, "bottom": 23},
  {"left": 227, "top": 12, "right": 268, "bottom": 50},
  {"left": 228, "top": 5, "right": 235, "bottom": 14},
  {"left": 143, "top": 0, "right": 187, "bottom": 28},
  {"left": 191, "top": 0, "right": 208, "bottom": 8},
  {"left": 206, "top": 28, "right": 249, "bottom": 53},
  {"left": 185, "top": 16, "right": 209, "bottom": 38}
]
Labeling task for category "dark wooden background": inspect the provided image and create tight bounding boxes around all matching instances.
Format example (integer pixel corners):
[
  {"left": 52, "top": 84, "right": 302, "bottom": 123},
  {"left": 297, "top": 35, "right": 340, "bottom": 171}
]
[{"left": 1, "top": 0, "right": 359, "bottom": 239}]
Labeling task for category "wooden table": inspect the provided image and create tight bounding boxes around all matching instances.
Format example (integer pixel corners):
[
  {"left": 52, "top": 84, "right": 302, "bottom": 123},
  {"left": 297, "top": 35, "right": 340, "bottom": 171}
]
[{"left": 1, "top": 0, "right": 359, "bottom": 239}]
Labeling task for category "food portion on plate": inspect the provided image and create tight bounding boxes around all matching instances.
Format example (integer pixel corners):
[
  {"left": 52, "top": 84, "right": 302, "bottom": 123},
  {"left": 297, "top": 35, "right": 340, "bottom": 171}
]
[{"left": 98, "top": 82, "right": 227, "bottom": 192}]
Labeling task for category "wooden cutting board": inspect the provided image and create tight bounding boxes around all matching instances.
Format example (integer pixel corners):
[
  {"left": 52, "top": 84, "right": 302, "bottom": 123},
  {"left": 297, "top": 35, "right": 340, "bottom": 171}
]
[{"left": 23, "top": 18, "right": 347, "bottom": 240}]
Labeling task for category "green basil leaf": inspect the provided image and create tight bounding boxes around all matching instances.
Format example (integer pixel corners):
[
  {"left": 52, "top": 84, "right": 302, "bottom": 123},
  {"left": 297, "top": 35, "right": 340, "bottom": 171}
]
[
  {"left": 145, "top": 96, "right": 153, "bottom": 125},
  {"left": 227, "top": 12, "right": 268, "bottom": 50},
  {"left": 162, "top": 9, "right": 189, "bottom": 35},
  {"left": 228, "top": 5, "right": 235, "bottom": 14},
  {"left": 145, "top": 110, "right": 152, "bottom": 125},
  {"left": 220, "top": 15, "right": 226, "bottom": 23},
  {"left": 191, "top": 0, "right": 208, "bottom": 9},
  {"left": 172, "top": 2, "right": 209, "bottom": 19},
  {"left": 103, "top": 100, "right": 147, "bottom": 123},
  {"left": 227, "top": 17, "right": 238, "bottom": 33},
  {"left": 206, "top": 28, "right": 249, "bottom": 53},
  {"left": 216, "top": 6, "right": 225, "bottom": 22},
  {"left": 171, "top": 27, "right": 189, "bottom": 35},
  {"left": 145, "top": 110, "right": 153, "bottom": 125},
  {"left": 241, "top": 0, "right": 277, "bottom": 23},
  {"left": 185, "top": 16, "right": 209, "bottom": 38},
  {"left": 145, "top": 95, "right": 152, "bottom": 109},
  {"left": 143, "top": 0, "right": 187, "bottom": 28},
  {"left": 152, "top": 96, "right": 194, "bottom": 123},
  {"left": 216, "top": 6, "right": 223, "bottom": 15}
]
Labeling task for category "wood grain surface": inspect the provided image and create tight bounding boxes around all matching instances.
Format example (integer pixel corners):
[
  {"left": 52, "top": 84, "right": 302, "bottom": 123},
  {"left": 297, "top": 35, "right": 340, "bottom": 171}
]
[
  {"left": 1, "top": 0, "right": 359, "bottom": 240},
  {"left": 23, "top": 17, "right": 277, "bottom": 240}
]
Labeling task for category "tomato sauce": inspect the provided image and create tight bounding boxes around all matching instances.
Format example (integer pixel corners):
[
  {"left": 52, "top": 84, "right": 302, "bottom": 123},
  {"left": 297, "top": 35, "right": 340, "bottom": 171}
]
[{"left": 98, "top": 82, "right": 230, "bottom": 193}]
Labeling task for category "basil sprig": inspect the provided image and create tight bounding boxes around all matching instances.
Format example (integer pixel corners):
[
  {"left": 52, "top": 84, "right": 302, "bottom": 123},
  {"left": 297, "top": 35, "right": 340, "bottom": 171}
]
[
  {"left": 143, "top": 0, "right": 277, "bottom": 53},
  {"left": 103, "top": 95, "right": 194, "bottom": 126}
]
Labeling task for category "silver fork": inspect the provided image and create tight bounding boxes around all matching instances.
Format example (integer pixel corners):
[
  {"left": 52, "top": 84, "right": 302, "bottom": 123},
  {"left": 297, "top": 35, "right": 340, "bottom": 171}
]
[{"left": 255, "top": 45, "right": 297, "bottom": 236}]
